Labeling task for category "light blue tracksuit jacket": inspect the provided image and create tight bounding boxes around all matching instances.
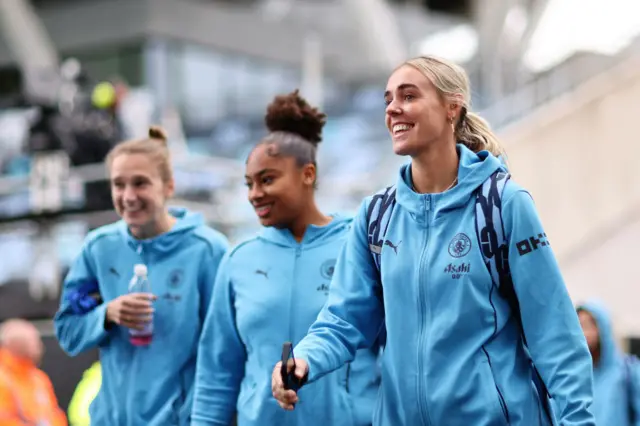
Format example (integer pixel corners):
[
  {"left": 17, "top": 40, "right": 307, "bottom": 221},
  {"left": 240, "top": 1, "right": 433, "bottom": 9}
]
[
  {"left": 294, "top": 145, "right": 595, "bottom": 425},
  {"left": 192, "top": 215, "right": 381, "bottom": 426},
  {"left": 54, "top": 208, "right": 228, "bottom": 425}
]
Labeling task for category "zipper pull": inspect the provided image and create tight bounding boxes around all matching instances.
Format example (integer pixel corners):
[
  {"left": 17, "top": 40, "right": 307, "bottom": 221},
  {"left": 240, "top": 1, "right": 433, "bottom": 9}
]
[{"left": 423, "top": 195, "right": 431, "bottom": 211}]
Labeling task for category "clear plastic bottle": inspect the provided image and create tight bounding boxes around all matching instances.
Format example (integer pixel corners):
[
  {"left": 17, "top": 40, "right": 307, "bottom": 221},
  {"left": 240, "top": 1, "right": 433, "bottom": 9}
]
[{"left": 128, "top": 264, "right": 153, "bottom": 346}]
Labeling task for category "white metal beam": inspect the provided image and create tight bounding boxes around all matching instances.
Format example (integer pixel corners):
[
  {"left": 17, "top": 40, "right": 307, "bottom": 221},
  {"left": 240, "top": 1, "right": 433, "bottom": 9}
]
[
  {"left": 342, "top": 0, "right": 408, "bottom": 72},
  {"left": 0, "top": 0, "right": 61, "bottom": 104},
  {"left": 517, "top": 0, "right": 552, "bottom": 60},
  {"left": 473, "top": 0, "right": 514, "bottom": 102}
]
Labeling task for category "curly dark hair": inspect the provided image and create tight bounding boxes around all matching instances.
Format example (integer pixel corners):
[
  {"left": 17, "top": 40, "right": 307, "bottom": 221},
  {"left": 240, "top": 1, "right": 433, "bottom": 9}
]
[
  {"left": 252, "top": 89, "right": 327, "bottom": 188},
  {"left": 264, "top": 89, "right": 326, "bottom": 145}
]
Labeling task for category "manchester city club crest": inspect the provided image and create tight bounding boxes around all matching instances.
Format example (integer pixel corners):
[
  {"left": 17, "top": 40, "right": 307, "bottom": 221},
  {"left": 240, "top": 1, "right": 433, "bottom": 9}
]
[
  {"left": 320, "top": 259, "right": 336, "bottom": 280},
  {"left": 168, "top": 269, "right": 184, "bottom": 288},
  {"left": 448, "top": 233, "right": 472, "bottom": 258}
]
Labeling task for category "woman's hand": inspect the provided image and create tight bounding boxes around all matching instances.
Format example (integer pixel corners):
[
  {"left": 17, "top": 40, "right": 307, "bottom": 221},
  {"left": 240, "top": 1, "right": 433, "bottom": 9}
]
[
  {"left": 271, "top": 358, "right": 309, "bottom": 410},
  {"left": 106, "top": 293, "right": 156, "bottom": 330}
]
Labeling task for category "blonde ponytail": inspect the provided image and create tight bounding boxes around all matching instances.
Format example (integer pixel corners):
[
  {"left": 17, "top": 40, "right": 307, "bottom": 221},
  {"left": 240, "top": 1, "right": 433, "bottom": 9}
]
[
  {"left": 148, "top": 125, "right": 169, "bottom": 146},
  {"left": 455, "top": 109, "right": 504, "bottom": 157}
]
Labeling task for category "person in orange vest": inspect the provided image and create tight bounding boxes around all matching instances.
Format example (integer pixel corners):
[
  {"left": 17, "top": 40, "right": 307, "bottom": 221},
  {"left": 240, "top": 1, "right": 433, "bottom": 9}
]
[{"left": 0, "top": 318, "right": 67, "bottom": 425}]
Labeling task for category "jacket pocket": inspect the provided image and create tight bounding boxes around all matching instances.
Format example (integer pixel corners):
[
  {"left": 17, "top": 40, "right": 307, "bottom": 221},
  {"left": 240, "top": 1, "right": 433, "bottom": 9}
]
[
  {"left": 237, "top": 380, "right": 258, "bottom": 408},
  {"left": 481, "top": 349, "right": 510, "bottom": 425},
  {"left": 171, "top": 380, "right": 185, "bottom": 425},
  {"left": 345, "top": 362, "right": 351, "bottom": 393},
  {"left": 173, "top": 369, "right": 191, "bottom": 426}
]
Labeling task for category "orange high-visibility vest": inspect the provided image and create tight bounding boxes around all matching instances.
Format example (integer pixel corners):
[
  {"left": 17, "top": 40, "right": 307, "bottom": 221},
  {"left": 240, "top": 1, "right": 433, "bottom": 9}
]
[{"left": 0, "top": 348, "right": 67, "bottom": 426}]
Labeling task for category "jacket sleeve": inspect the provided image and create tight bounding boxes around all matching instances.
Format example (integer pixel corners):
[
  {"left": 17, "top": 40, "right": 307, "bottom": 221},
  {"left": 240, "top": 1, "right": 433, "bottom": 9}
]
[
  {"left": 198, "top": 235, "right": 229, "bottom": 323},
  {"left": 504, "top": 189, "right": 595, "bottom": 425},
  {"left": 294, "top": 200, "right": 385, "bottom": 383},
  {"left": 54, "top": 239, "right": 111, "bottom": 357},
  {"left": 347, "top": 345, "right": 383, "bottom": 426},
  {"left": 191, "top": 252, "right": 246, "bottom": 426}
]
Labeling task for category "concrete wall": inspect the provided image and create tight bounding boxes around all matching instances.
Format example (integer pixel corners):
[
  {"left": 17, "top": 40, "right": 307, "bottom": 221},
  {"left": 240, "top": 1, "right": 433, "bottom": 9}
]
[{"left": 499, "top": 55, "right": 640, "bottom": 335}]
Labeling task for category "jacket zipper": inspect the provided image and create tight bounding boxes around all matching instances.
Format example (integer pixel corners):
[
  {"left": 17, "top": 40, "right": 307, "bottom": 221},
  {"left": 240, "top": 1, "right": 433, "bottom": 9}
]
[
  {"left": 136, "top": 243, "right": 149, "bottom": 267},
  {"left": 416, "top": 196, "right": 432, "bottom": 426},
  {"left": 288, "top": 245, "right": 302, "bottom": 342}
]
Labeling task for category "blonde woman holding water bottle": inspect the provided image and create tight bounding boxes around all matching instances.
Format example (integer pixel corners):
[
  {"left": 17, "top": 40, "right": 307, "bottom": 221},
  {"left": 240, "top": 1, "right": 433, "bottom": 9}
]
[
  {"left": 127, "top": 264, "right": 153, "bottom": 345},
  {"left": 54, "top": 126, "right": 229, "bottom": 426}
]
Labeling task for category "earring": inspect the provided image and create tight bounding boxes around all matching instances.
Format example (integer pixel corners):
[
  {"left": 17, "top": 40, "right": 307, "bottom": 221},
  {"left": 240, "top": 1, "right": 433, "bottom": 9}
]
[{"left": 448, "top": 116, "right": 455, "bottom": 124}]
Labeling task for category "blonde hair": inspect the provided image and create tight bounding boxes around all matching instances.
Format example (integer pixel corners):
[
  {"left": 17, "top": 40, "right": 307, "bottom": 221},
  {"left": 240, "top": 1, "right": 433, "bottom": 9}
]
[
  {"left": 106, "top": 126, "right": 173, "bottom": 182},
  {"left": 404, "top": 56, "right": 504, "bottom": 157}
]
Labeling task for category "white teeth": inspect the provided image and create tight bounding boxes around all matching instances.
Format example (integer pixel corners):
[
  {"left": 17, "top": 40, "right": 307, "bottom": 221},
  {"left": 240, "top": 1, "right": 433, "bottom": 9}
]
[
  {"left": 393, "top": 124, "right": 413, "bottom": 133},
  {"left": 256, "top": 204, "right": 272, "bottom": 213}
]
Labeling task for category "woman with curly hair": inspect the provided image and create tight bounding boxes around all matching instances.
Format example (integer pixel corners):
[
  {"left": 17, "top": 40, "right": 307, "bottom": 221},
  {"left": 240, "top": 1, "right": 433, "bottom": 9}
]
[{"left": 191, "top": 90, "right": 381, "bottom": 426}]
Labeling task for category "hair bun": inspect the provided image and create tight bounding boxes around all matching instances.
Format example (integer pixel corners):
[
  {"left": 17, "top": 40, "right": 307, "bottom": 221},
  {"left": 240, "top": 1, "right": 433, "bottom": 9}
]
[
  {"left": 264, "top": 89, "right": 326, "bottom": 146},
  {"left": 148, "top": 126, "right": 168, "bottom": 146}
]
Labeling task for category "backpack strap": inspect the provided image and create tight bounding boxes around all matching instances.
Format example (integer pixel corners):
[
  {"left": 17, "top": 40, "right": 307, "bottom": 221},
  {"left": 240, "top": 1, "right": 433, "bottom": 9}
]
[
  {"left": 475, "top": 171, "right": 512, "bottom": 304},
  {"left": 366, "top": 185, "right": 396, "bottom": 350},
  {"left": 366, "top": 185, "right": 397, "bottom": 274},
  {"left": 474, "top": 170, "right": 553, "bottom": 422}
]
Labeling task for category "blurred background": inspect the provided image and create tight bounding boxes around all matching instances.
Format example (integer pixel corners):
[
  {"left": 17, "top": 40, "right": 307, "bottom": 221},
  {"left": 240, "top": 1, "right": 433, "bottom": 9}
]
[{"left": 0, "top": 0, "right": 638, "bottom": 414}]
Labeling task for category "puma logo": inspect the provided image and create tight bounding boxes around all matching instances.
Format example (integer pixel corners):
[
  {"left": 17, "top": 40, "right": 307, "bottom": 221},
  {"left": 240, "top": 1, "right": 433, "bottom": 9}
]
[
  {"left": 255, "top": 269, "right": 268, "bottom": 279},
  {"left": 384, "top": 240, "right": 402, "bottom": 255},
  {"left": 109, "top": 267, "right": 120, "bottom": 277}
]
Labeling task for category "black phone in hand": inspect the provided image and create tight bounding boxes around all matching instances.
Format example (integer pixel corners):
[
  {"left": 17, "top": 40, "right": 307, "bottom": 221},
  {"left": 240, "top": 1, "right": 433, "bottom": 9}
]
[{"left": 281, "top": 342, "right": 306, "bottom": 392}]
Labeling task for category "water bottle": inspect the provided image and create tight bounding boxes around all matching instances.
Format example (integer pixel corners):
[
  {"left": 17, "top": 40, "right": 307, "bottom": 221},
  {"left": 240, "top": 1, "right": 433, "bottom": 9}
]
[{"left": 128, "top": 264, "right": 153, "bottom": 346}]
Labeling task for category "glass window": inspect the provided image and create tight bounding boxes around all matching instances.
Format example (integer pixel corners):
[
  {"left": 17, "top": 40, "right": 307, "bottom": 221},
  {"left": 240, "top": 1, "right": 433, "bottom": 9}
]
[
  {"left": 173, "top": 44, "right": 228, "bottom": 125},
  {"left": 167, "top": 41, "right": 301, "bottom": 127},
  {"left": 66, "top": 44, "right": 144, "bottom": 87}
]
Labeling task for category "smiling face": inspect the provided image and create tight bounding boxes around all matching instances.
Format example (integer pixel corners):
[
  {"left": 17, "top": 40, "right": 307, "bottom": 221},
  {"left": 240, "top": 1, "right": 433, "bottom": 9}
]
[
  {"left": 110, "top": 153, "right": 174, "bottom": 237},
  {"left": 245, "top": 143, "right": 316, "bottom": 228},
  {"left": 384, "top": 64, "right": 460, "bottom": 157}
]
